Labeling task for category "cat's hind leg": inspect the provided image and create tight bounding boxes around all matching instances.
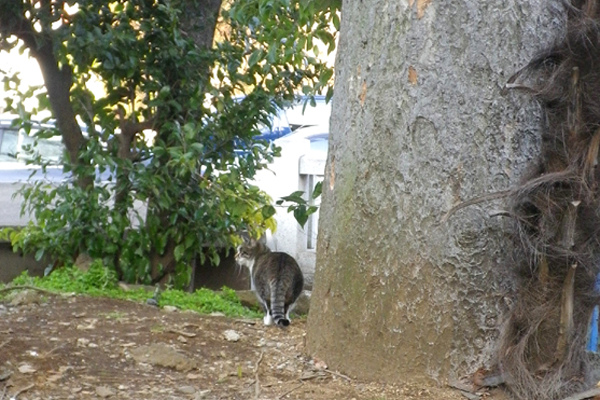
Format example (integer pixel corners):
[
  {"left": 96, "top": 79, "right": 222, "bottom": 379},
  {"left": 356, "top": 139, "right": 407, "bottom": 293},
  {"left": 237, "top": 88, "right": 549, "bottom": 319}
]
[
  {"left": 285, "top": 301, "right": 297, "bottom": 322},
  {"left": 263, "top": 313, "right": 274, "bottom": 326},
  {"left": 257, "top": 298, "right": 273, "bottom": 326}
]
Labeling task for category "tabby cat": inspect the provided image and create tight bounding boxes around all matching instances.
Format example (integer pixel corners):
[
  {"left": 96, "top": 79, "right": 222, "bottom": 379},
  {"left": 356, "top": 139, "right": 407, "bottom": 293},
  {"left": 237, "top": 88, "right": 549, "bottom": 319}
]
[{"left": 235, "top": 238, "right": 304, "bottom": 327}]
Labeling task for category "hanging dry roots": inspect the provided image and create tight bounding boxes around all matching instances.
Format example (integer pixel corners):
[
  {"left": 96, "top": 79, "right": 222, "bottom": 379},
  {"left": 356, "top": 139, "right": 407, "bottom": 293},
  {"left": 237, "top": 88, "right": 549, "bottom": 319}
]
[{"left": 498, "top": 1, "right": 600, "bottom": 399}]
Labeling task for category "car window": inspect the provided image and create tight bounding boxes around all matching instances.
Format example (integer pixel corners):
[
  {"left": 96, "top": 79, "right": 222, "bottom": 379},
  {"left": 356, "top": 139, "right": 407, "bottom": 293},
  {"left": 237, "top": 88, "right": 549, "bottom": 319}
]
[
  {"left": 255, "top": 108, "right": 291, "bottom": 141},
  {"left": 0, "top": 120, "right": 63, "bottom": 163},
  {"left": 285, "top": 97, "right": 331, "bottom": 130},
  {"left": 0, "top": 127, "right": 19, "bottom": 161}
]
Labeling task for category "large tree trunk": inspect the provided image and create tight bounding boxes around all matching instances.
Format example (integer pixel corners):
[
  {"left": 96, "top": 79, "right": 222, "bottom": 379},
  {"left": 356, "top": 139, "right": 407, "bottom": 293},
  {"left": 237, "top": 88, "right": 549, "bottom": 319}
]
[{"left": 307, "top": 1, "right": 562, "bottom": 383}]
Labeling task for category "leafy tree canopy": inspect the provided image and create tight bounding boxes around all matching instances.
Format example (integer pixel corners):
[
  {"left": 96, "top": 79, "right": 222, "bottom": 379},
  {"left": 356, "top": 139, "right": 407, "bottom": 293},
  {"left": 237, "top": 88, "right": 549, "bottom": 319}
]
[{"left": 0, "top": 0, "right": 338, "bottom": 288}]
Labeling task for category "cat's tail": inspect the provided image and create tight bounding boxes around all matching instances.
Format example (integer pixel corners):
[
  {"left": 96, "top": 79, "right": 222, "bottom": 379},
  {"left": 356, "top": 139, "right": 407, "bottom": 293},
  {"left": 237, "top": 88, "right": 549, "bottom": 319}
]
[{"left": 270, "top": 281, "right": 289, "bottom": 327}]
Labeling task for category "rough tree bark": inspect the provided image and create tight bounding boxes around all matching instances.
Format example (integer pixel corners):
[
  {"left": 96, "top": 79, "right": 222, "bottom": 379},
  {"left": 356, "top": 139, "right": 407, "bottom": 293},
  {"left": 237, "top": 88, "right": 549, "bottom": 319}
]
[{"left": 307, "top": 0, "right": 563, "bottom": 383}]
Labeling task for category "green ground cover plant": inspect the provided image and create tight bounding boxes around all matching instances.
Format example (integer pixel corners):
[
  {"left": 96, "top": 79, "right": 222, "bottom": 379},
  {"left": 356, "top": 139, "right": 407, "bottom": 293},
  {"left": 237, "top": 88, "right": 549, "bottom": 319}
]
[{"left": 2, "top": 262, "right": 261, "bottom": 318}]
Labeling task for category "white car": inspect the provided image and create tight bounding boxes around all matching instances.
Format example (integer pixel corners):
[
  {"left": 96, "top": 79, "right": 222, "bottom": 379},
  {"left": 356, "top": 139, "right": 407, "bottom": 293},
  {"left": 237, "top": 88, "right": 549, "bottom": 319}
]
[{"left": 278, "top": 124, "right": 329, "bottom": 155}]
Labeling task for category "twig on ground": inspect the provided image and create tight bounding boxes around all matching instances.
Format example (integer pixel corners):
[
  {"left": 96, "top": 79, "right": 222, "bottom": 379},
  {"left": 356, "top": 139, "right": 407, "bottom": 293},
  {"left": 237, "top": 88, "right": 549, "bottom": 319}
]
[
  {"left": 0, "top": 385, "right": 6, "bottom": 400},
  {"left": 0, "top": 340, "right": 10, "bottom": 349},
  {"left": 447, "top": 380, "right": 474, "bottom": 393},
  {"left": 561, "top": 388, "right": 600, "bottom": 400},
  {"left": 278, "top": 383, "right": 303, "bottom": 399},
  {"left": 234, "top": 319, "right": 257, "bottom": 325},
  {"left": 167, "top": 329, "right": 197, "bottom": 338},
  {"left": 254, "top": 350, "right": 264, "bottom": 400},
  {"left": 289, "top": 352, "right": 353, "bottom": 382},
  {"left": 11, "top": 383, "right": 34, "bottom": 399},
  {"left": 41, "top": 344, "right": 65, "bottom": 358},
  {"left": 459, "top": 391, "right": 481, "bottom": 400},
  {"left": 320, "top": 368, "right": 352, "bottom": 381},
  {"left": 0, "top": 285, "right": 58, "bottom": 296},
  {"left": 299, "top": 372, "right": 326, "bottom": 381}
]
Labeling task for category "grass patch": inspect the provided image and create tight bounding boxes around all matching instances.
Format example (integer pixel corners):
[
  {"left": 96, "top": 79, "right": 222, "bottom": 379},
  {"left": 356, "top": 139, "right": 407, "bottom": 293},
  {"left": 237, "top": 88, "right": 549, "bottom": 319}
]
[
  {"left": 4, "top": 261, "right": 261, "bottom": 319},
  {"left": 102, "top": 311, "right": 127, "bottom": 320}
]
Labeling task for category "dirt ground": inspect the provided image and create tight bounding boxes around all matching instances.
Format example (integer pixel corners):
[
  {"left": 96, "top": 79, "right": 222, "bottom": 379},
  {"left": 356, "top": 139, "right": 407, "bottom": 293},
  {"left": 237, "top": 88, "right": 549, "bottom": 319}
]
[{"left": 0, "top": 292, "right": 497, "bottom": 400}]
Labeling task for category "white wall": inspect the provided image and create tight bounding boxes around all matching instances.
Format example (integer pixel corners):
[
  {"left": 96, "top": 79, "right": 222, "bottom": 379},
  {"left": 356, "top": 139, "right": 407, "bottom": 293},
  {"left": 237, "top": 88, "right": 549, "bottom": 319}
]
[{"left": 253, "top": 134, "right": 326, "bottom": 288}]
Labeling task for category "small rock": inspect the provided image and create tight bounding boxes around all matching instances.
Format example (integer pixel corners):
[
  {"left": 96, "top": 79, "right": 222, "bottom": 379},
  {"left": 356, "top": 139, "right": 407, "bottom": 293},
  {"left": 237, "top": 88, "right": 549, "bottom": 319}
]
[
  {"left": 186, "top": 373, "right": 202, "bottom": 379},
  {"left": 313, "top": 358, "right": 328, "bottom": 370},
  {"left": 18, "top": 363, "right": 36, "bottom": 374},
  {"left": 130, "top": 343, "right": 197, "bottom": 372},
  {"left": 88, "top": 343, "right": 98, "bottom": 348},
  {"left": 209, "top": 312, "right": 225, "bottom": 317},
  {"left": 223, "top": 330, "right": 240, "bottom": 342},
  {"left": 77, "top": 338, "right": 90, "bottom": 347},
  {"left": 217, "top": 372, "right": 229, "bottom": 382},
  {"left": 178, "top": 386, "right": 196, "bottom": 395},
  {"left": 196, "top": 390, "right": 212, "bottom": 399},
  {"left": 47, "top": 373, "right": 63, "bottom": 383},
  {"left": 177, "top": 335, "right": 188, "bottom": 344},
  {"left": 146, "top": 298, "right": 159, "bottom": 307},
  {"left": 163, "top": 306, "right": 178, "bottom": 313},
  {"left": 76, "top": 319, "right": 97, "bottom": 330},
  {"left": 71, "top": 387, "right": 82, "bottom": 393},
  {"left": 10, "top": 290, "right": 43, "bottom": 306},
  {"left": 95, "top": 386, "right": 115, "bottom": 398},
  {"left": 0, "top": 367, "right": 13, "bottom": 381}
]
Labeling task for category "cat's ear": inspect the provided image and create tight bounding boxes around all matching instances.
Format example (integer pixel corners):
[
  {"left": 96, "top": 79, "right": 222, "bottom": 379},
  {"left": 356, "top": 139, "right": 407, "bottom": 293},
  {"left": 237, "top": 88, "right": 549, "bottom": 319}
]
[{"left": 238, "top": 231, "right": 251, "bottom": 243}]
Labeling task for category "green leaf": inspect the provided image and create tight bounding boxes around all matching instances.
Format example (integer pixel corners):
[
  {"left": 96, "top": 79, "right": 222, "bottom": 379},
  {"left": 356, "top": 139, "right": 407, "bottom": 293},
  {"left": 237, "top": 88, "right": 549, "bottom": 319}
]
[
  {"left": 174, "top": 244, "right": 185, "bottom": 262},
  {"left": 211, "top": 252, "right": 220, "bottom": 266},
  {"left": 261, "top": 205, "right": 276, "bottom": 219},
  {"left": 34, "top": 248, "right": 45, "bottom": 261},
  {"left": 293, "top": 206, "right": 309, "bottom": 228},
  {"left": 332, "top": 12, "right": 341, "bottom": 31},
  {"left": 248, "top": 49, "right": 262, "bottom": 67},
  {"left": 190, "top": 143, "right": 204, "bottom": 154},
  {"left": 312, "top": 181, "right": 323, "bottom": 199}
]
